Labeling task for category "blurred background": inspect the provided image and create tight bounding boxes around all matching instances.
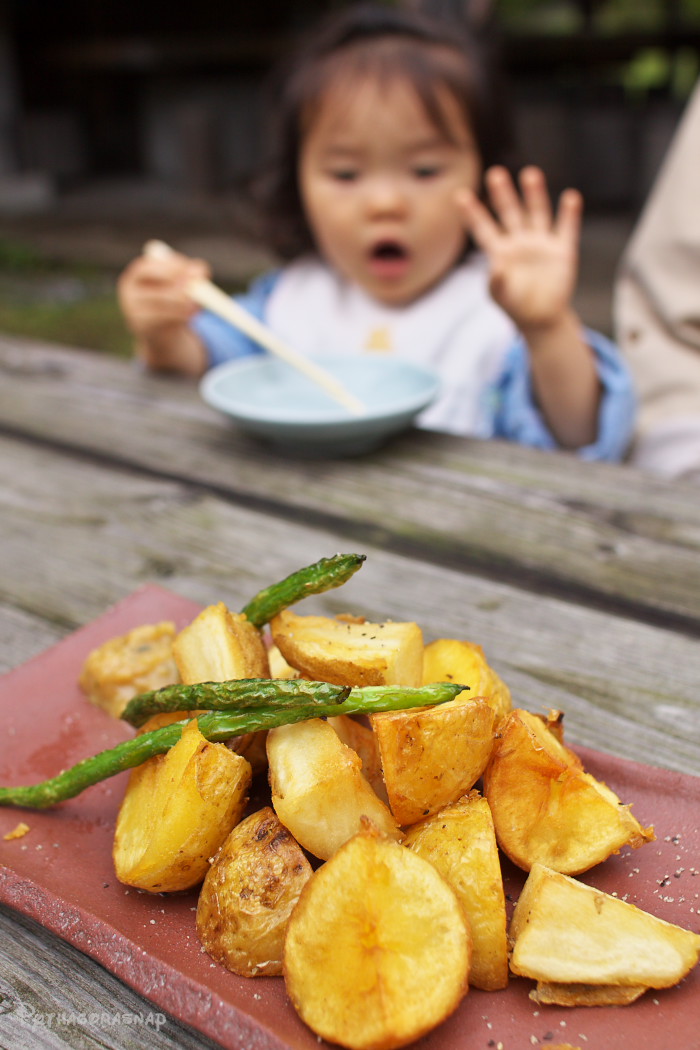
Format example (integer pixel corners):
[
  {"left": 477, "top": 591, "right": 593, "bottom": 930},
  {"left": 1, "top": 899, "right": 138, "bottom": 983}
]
[{"left": 0, "top": 0, "right": 698, "bottom": 355}]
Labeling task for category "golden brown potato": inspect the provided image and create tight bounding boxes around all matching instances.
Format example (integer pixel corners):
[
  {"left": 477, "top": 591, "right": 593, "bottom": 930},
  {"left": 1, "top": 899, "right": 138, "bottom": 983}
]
[
  {"left": 327, "top": 714, "right": 388, "bottom": 804},
  {"left": 267, "top": 644, "right": 300, "bottom": 679},
  {"left": 371, "top": 695, "right": 496, "bottom": 826},
  {"left": 422, "top": 638, "right": 512, "bottom": 723},
  {"left": 267, "top": 718, "right": 400, "bottom": 860},
  {"left": 113, "top": 719, "right": 251, "bottom": 892},
  {"left": 173, "top": 602, "right": 269, "bottom": 685},
  {"left": 284, "top": 821, "right": 471, "bottom": 1050},
  {"left": 196, "top": 806, "right": 313, "bottom": 977},
  {"left": 79, "top": 621, "right": 179, "bottom": 717},
  {"left": 510, "top": 863, "right": 700, "bottom": 990},
  {"left": 403, "top": 792, "right": 508, "bottom": 991},
  {"left": 270, "top": 609, "right": 423, "bottom": 687},
  {"left": 483, "top": 709, "right": 654, "bottom": 874},
  {"left": 138, "top": 710, "right": 264, "bottom": 771},
  {"left": 529, "top": 982, "right": 647, "bottom": 1006}
]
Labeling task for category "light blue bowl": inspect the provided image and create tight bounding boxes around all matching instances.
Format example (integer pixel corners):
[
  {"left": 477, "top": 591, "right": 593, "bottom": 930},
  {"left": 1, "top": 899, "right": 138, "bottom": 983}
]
[{"left": 200, "top": 355, "right": 440, "bottom": 456}]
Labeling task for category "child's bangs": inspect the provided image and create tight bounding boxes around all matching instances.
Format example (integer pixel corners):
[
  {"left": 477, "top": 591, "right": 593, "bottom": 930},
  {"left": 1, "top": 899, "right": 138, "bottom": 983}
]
[{"left": 300, "top": 37, "right": 479, "bottom": 145}]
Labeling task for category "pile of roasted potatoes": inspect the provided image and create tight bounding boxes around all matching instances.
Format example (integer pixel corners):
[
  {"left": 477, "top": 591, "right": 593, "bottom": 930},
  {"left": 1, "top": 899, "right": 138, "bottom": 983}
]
[{"left": 80, "top": 579, "right": 700, "bottom": 1050}]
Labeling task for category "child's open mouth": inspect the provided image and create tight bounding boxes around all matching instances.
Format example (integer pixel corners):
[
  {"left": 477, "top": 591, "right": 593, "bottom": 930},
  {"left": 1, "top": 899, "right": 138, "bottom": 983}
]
[{"left": 368, "top": 240, "right": 410, "bottom": 280}]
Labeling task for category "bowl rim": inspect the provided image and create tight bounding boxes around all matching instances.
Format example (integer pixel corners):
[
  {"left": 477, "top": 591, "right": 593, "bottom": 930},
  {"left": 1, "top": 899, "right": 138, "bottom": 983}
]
[{"left": 199, "top": 354, "right": 441, "bottom": 427}]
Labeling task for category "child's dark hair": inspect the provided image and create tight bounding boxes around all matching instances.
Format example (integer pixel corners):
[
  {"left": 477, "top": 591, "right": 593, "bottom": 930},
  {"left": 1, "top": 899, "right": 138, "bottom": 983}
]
[{"left": 255, "top": 2, "right": 514, "bottom": 260}]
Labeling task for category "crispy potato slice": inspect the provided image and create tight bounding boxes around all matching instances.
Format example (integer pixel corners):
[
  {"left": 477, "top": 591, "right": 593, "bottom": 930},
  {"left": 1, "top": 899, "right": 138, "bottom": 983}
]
[
  {"left": 267, "top": 643, "right": 300, "bottom": 679},
  {"left": 138, "top": 710, "right": 194, "bottom": 732},
  {"left": 510, "top": 863, "right": 700, "bottom": 989},
  {"left": 328, "top": 714, "right": 389, "bottom": 804},
  {"left": 529, "top": 982, "right": 647, "bottom": 1006},
  {"left": 79, "top": 621, "right": 179, "bottom": 717},
  {"left": 139, "top": 710, "right": 267, "bottom": 774},
  {"left": 284, "top": 822, "right": 471, "bottom": 1050},
  {"left": 113, "top": 719, "right": 251, "bottom": 892},
  {"left": 483, "top": 709, "right": 654, "bottom": 874},
  {"left": 270, "top": 609, "right": 423, "bottom": 687},
  {"left": 267, "top": 718, "right": 400, "bottom": 860},
  {"left": 372, "top": 696, "right": 496, "bottom": 826},
  {"left": 422, "top": 638, "right": 512, "bottom": 723},
  {"left": 197, "top": 806, "right": 313, "bottom": 977},
  {"left": 173, "top": 602, "right": 269, "bottom": 685},
  {"left": 403, "top": 792, "right": 508, "bottom": 991}
]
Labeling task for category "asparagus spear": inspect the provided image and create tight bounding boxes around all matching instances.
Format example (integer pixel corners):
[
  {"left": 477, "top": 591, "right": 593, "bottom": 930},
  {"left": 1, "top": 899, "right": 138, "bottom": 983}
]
[
  {"left": 122, "top": 555, "right": 367, "bottom": 725},
  {"left": 0, "top": 682, "right": 464, "bottom": 810},
  {"left": 241, "top": 553, "right": 366, "bottom": 628},
  {"left": 122, "top": 677, "right": 351, "bottom": 728}
]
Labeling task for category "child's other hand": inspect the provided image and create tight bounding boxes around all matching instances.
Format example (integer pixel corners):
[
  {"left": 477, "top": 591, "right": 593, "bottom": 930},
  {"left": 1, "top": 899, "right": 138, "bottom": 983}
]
[
  {"left": 457, "top": 166, "right": 583, "bottom": 333},
  {"left": 117, "top": 250, "right": 211, "bottom": 341}
]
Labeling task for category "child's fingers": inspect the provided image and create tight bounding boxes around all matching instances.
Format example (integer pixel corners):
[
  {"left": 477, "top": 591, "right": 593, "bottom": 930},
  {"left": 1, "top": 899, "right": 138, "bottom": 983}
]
[
  {"left": 118, "top": 261, "right": 200, "bottom": 329},
  {"left": 554, "top": 188, "right": 584, "bottom": 246},
  {"left": 187, "top": 258, "right": 212, "bottom": 283},
  {"left": 455, "top": 188, "right": 501, "bottom": 250},
  {"left": 135, "top": 249, "right": 207, "bottom": 283},
  {"left": 518, "top": 166, "right": 553, "bottom": 230},
  {"left": 484, "top": 166, "right": 525, "bottom": 231}
]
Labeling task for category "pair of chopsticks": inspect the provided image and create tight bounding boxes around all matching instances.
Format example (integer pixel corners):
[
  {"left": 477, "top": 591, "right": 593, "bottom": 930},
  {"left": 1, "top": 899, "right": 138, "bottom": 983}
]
[{"left": 143, "top": 241, "right": 365, "bottom": 416}]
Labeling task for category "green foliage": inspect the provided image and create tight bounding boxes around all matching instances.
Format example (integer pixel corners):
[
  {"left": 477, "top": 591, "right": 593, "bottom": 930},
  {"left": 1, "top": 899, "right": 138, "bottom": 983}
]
[
  {"left": 496, "top": 0, "right": 700, "bottom": 35},
  {"left": 0, "top": 292, "right": 133, "bottom": 356},
  {"left": 0, "top": 238, "right": 133, "bottom": 356}
]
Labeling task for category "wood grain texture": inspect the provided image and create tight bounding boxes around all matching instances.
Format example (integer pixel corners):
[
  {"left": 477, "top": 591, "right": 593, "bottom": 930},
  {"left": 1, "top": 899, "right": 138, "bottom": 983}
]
[{"left": 2, "top": 335, "right": 699, "bottom": 630}]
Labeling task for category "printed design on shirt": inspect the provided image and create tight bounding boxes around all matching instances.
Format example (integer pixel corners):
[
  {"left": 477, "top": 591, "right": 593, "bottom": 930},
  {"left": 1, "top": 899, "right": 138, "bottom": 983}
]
[{"left": 364, "top": 326, "right": 393, "bottom": 353}]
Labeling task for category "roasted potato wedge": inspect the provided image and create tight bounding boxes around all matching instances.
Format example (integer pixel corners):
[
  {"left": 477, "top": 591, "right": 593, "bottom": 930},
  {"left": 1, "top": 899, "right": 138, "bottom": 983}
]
[
  {"left": 267, "top": 718, "right": 400, "bottom": 860},
  {"left": 529, "top": 982, "right": 647, "bottom": 1006},
  {"left": 372, "top": 695, "right": 496, "bottom": 826},
  {"left": 422, "top": 638, "right": 512, "bottom": 723},
  {"left": 510, "top": 863, "right": 700, "bottom": 990},
  {"left": 267, "top": 643, "right": 300, "bottom": 679},
  {"left": 173, "top": 602, "right": 269, "bottom": 685},
  {"left": 483, "top": 709, "right": 654, "bottom": 873},
  {"left": 79, "top": 621, "right": 179, "bottom": 717},
  {"left": 197, "top": 806, "right": 313, "bottom": 977},
  {"left": 284, "top": 821, "right": 471, "bottom": 1050},
  {"left": 113, "top": 719, "right": 251, "bottom": 892},
  {"left": 327, "top": 714, "right": 388, "bottom": 804},
  {"left": 270, "top": 609, "right": 423, "bottom": 687},
  {"left": 404, "top": 792, "right": 508, "bottom": 991}
]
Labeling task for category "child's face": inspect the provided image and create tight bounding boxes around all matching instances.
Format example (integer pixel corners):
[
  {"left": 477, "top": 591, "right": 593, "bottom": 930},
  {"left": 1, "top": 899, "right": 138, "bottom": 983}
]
[{"left": 298, "top": 74, "right": 481, "bottom": 306}]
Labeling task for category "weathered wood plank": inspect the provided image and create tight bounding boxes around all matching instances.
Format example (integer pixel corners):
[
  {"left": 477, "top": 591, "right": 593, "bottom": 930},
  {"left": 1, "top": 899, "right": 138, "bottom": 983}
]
[
  {"left": 1, "top": 434, "right": 698, "bottom": 776},
  {"left": 0, "top": 607, "right": 65, "bottom": 673},
  {"left": 1, "top": 336, "right": 699, "bottom": 629}
]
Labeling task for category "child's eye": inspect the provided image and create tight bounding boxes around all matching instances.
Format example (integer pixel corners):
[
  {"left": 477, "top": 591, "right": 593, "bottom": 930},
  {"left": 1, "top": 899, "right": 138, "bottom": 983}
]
[
  {"left": 329, "top": 169, "right": 359, "bottom": 182},
  {"left": 413, "top": 165, "right": 442, "bottom": 179}
]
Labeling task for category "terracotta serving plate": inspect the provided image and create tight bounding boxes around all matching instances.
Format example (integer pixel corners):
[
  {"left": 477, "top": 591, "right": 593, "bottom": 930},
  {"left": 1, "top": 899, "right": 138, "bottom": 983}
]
[{"left": 0, "top": 584, "right": 698, "bottom": 1050}]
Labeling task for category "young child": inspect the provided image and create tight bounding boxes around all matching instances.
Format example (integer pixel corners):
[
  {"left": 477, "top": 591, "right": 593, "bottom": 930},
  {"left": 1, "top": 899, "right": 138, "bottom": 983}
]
[{"left": 118, "top": 3, "right": 634, "bottom": 460}]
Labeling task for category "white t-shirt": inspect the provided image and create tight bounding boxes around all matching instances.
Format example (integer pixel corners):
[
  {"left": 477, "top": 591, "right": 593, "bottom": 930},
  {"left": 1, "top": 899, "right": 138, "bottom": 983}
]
[{"left": 264, "top": 254, "right": 518, "bottom": 436}]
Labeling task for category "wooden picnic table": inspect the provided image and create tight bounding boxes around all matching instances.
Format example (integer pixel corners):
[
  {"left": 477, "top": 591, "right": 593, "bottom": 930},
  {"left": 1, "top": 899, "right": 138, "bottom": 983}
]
[{"left": 0, "top": 332, "right": 698, "bottom": 1050}]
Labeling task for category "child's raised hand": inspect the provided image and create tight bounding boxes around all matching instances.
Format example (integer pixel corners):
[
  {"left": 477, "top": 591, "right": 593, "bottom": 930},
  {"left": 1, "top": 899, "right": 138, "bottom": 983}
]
[
  {"left": 457, "top": 166, "right": 583, "bottom": 333},
  {"left": 117, "top": 249, "right": 211, "bottom": 341}
]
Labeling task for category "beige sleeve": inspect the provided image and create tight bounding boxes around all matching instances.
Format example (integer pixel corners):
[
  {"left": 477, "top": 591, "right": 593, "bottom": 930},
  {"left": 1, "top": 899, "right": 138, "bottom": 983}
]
[{"left": 613, "top": 81, "right": 700, "bottom": 476}]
